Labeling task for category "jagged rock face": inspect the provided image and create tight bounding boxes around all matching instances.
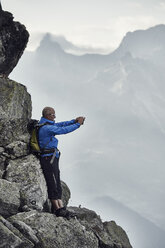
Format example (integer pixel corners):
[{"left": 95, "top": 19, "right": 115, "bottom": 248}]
[
  {"left": 0, "top": 77, "right": 32, "bottom": 146},
  {"left": 8, "top": 211, "right": 99, "bottom": 248},
  {"left": 68, "top": 207, "right": 132, "bottom": 248},
  {"left": 5, "top": 154, "right": 48, "bottom": 211},
  {"left": 4, "top": 208, "right": 132, "bottom": 248},
  {"left": 0, "top": 215, "right": 34, "bottom": 247},
  {"left": 0, "top": 179, "right": 20, "bottom": 217},
  {"left": 0, "top": 10, "right": 29, "bottom": 76}
]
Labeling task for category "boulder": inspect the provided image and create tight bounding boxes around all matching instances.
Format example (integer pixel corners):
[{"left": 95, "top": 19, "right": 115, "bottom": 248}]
[
  {"left": 0, "top": 215, "right": 34, "bottom": 247},
  {"left": 0, "top": 77, "right": 32, "bottom": 146},
  {"left": 8, "top": 210, "right": 99, "bottom": 248},
  {"left": 67, "top": 207, "right": 132, "bottom": 248},
  {"left": 0, "top": 179, "right": 20, "bottom": 217},
  {"left": 11, "top": 220, "right": 39, "bottom": 245},
  {"left": 102, "top": 221, "right": 132, "bottom": 248},
  {"left": 0, "top": 221, "right": 25, "bottom": 248},
  {"left": 61, "top": 180, "right": 71, "bottom": 206},
  {"left": 5, "top": 136, "right": 30, "bottom": 159},
  {"left": 5, "top": 154, "right": 47, "bottom": 211},
  {"left": 0, "top": 8, "right": 29, "bottom": 76},
  {"left": 68, "top": 206, "right": 104, "bottom": 232}
]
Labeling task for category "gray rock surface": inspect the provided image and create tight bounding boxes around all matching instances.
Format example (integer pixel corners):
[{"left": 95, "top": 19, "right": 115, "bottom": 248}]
[
  {"left": 102, "top": 221, "right": 132, "bottom": 248},
  {"left": 0, "top": 179, "right": 20, "bottom": 217},
  {"left": 0, "top": 154, "right": 6, "bottom": 177},
  {"left": 12, "top": 220, "right": 39, "bottom": 245},
  {"left": 0, "top": 8, "right": 29, "bottom": 76},
  {"left": 0, "top": 215, "right": 34, "bottom": 247},
  {"left": 0, "top": 77, "right": 32, "bottom": 146},
  {"left": 68, "top": 207, "right": 132, "bottom": 248},
  {"left": 61, "top": 180, "right": 71, "bottom": 206},
  {"left": 5, "top": 154, "right": 47, "bottom": 211},
  {"left": 0, "top": 221, "right": 24, "bottom": 248},
  {"left": 8, "top": 211, "right": 99, "bottom": 248},
  {"left": 5, "top": 137, "right": 30, "bottom": 158}
]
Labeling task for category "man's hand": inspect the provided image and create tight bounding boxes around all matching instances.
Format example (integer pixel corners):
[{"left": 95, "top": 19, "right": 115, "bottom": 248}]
[{"left": 76, "top": 116, "right": 85, "bottom": 125}]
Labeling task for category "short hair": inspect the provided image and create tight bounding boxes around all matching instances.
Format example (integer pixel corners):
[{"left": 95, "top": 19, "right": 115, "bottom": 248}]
[{"left": 42, "top": 107, "right": 54, "bottom": 118}]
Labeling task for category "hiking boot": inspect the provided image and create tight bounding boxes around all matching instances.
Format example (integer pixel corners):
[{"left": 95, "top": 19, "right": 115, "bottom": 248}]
[{"left": 55, "top": 207, "right": 76, "bottom": 220}]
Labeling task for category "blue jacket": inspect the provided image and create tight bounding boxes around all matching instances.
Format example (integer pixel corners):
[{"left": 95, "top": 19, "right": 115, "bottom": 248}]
[{"left": 39, "top": 117, "right": 80, "bottom": 157}]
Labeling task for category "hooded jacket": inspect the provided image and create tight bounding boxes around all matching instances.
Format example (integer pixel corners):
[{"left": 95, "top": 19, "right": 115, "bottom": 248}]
[{"left": 38, "top": 117, "right": 80, "bottom": 157}]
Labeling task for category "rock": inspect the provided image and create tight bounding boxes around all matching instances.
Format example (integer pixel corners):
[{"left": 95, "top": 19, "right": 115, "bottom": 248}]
[
  {"left": 5, "top": 153, "right": 71, "bottom": 212},
  {"left": 67, "top": 207, "right": 132, "bottom": 248},
  {"left": 5, "top": 154, "right": 47, "bottom": 211},
  {"left": 0, "top": 221, "right": 24, "bottom": 248},
  {"left": 0, "top": 8, "right": 29, "bottom": 76},
  {"left": 68, "top": 206, "right": 104, "bottom": 232},
  {"left": 0, "top": 77, "right": 32, "bottom": 146},
  {"left": 0, "top": 179, "right": 20, "bottom": 217},
  {"left": 5, "top": 138, "right": 30, "bottom": 158},
  {"left": 0, "top": 155, "right": 6, "bottom": 177},
  {"left": 102, "top": 221, "right": 132, "bottom": 248},
  {"left": 61, "top": 180, "right": 71, "bottom": 206},
  {"left": 12, "top": 220, "right": 39, "bottom": 245},
  {"left": 0, "top": 170, "right": 3, "bottom": 178},
  {"left": 0, "top": 147, "right": 4, "bottom": 153},
  {"left": 8, "top": 210, "right": 99, "bottom": 248},
  {"left": 0, "top": 215, "right": 34, "bottom": 247}
]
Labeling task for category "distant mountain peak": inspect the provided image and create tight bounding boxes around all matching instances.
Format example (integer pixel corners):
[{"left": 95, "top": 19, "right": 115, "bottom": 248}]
[
  {"left": 116, "top": 24, "right": 165, "bottom": 59},
  {"left": 37, "top": 33, "right": 64, "bottom": 54}
]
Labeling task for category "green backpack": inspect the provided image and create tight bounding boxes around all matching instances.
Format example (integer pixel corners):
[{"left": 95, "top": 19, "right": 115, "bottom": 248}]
[{"left": 27, "top": 119, "right": 54, "bottom": 156}]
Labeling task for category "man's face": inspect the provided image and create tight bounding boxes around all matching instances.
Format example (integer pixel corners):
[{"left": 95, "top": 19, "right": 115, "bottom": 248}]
[{"left": 46, "top": 108, "right": 56, "bottom": 121}]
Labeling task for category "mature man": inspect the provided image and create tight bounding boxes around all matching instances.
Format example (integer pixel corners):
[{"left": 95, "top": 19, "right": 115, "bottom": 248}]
[{"left": 39, "top": 106, "right": 85, "bottom": 218}]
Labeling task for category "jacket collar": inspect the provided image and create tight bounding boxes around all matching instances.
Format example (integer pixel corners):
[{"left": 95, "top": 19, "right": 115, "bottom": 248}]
[{"left": 39, "top": 117, "right": 55, "bottom": 124}]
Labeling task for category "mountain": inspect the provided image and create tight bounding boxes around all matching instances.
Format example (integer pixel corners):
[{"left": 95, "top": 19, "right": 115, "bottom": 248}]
[
  {"left": 115, "top": 24, "right": 165, "bottom": 62},
  {"left": 11, "top": 24, "right": 165, "bottom": 247}
]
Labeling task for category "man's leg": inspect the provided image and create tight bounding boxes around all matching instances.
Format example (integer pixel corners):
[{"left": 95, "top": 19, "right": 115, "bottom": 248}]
[
  {"left": 51, "top": 199, "right": 63, "bottom": 210},
  {"left": 40, "top": 157, "right": 61, "bottom": 211}
]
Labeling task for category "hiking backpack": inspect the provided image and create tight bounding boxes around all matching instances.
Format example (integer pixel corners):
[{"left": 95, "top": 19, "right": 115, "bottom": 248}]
[{"left": 27, "top": 119, "right": 54, "bottom": 156}]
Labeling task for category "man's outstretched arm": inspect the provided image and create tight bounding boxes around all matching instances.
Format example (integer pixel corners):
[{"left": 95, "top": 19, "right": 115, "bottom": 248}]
[
  {"left": 49, "top": 117, "right": 85, "bottom": 135},
  {"left": 56, "top": 117, "right": 85, "bottom": 127}
]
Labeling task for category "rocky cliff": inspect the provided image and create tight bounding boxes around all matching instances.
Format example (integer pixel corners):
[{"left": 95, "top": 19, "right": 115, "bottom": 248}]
[{"left": 0, "top": 6, "right": 132, "bottom": 248}]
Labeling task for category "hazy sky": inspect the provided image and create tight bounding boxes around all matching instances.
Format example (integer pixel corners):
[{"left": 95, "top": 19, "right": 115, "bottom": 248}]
[{"left": 3, "top": 0, "right": 165, "bottom": 52}]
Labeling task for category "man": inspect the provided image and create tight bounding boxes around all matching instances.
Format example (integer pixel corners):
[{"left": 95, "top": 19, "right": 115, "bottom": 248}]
[{"left": 39, "top": 106, "right": 85, "bottom": 218}]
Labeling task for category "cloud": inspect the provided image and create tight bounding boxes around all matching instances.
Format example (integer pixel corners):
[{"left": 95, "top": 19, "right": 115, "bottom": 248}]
[
  {"left": 159, "top": 2, "right": 165, "bottom": 9},
  {"left": 26, "top": 31, "right": 114, "bottom": 54}
]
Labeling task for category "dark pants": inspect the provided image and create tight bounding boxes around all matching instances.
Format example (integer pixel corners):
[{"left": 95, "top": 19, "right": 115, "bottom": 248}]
[{"left": 40, "top": 156, "right": 62, "bottom": 200}]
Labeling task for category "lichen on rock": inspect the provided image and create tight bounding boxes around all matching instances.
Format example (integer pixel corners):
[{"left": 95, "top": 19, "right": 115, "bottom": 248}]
[
  {"left": 0, "top": 77, "right": 32, "bottom": 146},
  {"left": 0, "top": 179, "right": 20, "bottom": 217},
  {"left": 5, "top": 154, "right": 47, "bottom": 211}
]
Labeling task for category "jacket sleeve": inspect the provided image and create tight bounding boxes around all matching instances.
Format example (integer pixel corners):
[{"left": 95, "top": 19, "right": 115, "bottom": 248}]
[
  {"left": 55, "top": 119, "right": 76, "bottom": 127},
  {"left": 48, "top": 122, "right": 80, "bottom": 135}
]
